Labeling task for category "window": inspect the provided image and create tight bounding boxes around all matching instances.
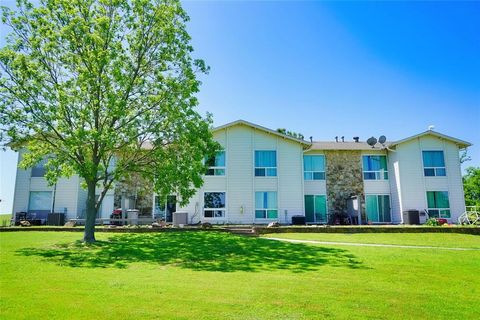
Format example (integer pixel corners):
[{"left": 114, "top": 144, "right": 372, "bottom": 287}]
[
  {"left": 28, "top": 191, "right": 52, "bottom": 212},
  {"left": 206, "top": 151, "right": 225, "bottom": 176},
  {"left": 255, "top": 151, "right": 277, "bottom": 177},
  {"left": 365, "top": 195, "right": 391, "bottom": 222},
  {"left": 204, "top": 192, "right": 226, "bottom": 218},
  {"left": 255, "top": 192, "right": 278, "bottom": 219},
  {"left": 427, "top": 191, "right": 450, "bottom": 218},
  {"left": 362, "top": 155, "right": 388, "bottom": 180},
  {"left": 304, "top": 155, "right": 325, "bottom": 180},
  {"left": 422, "top": 151, "right": 446, "bottom": 176},
  {"left": 31, "top": 159, "right": 47, "bottom": 177},
  {"left": 304, "top": 195, "right": 327, "bottom": 223}
]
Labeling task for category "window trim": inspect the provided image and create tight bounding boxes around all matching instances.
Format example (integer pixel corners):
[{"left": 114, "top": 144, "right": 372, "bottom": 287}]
[
  {"left": 362, "top": 154, "right": 389, "bottom": 181},
  {"left": 426, "top": 191, "right": 451, "bottom": 218},
  {"left": 205, "top": 151, "right": 226, "bottom": 176},
  {"left": 365, "top": 194, "right": 392, "bottom": 223},
  {"left": 203, "top": 191, "right": 226, "bottom": 219},
  {"left": 254, "top": 150, "right": 277, "bottom": 177},
  {"left": 255, "top": 191, "right": 278, "bottom": 219},
  {"left": 303, "top": 155, "right": 326, "bottom": 181},
  {"left": 422, "top": 150, "right": 446, "bottom": 177}
]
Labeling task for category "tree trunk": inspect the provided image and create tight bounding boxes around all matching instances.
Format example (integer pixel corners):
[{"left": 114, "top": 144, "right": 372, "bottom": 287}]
[{"left": 83, "top": 180, "right": 97, "bottom": 243}]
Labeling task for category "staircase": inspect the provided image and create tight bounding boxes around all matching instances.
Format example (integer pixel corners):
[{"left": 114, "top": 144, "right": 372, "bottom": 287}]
[{"left": 223, "top": 226, "right": 257, "bottom": 237}]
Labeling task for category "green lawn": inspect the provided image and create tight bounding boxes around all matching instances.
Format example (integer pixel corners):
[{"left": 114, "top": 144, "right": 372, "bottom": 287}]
[
  {"left": 261, "top": 232, "right": 480, "bottom": 248},
  {"left": 1, "top": 231, "right": 479, "bottom": 319}
]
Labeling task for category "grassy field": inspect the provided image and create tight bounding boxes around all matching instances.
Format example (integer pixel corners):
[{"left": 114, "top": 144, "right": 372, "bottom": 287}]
[
  {"left": 261, "top": 232, "right": 480, "bottom": 248},
  {"left": 1, "top": 231, "right": 479, "bottom": 319}
]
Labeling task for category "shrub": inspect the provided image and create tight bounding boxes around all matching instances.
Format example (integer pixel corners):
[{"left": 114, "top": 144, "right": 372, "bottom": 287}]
[
  {"left": 425, "top": 218, "right": 440, "bottom": 226},
  {"left": 425, "top": 218, "right": 449, "bottom": 226}
]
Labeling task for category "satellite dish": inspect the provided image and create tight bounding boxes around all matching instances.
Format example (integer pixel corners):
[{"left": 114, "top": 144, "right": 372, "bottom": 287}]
[
  {"left": 378, "top": 135, "right": 387, "bottom": 144},
  {"left": 366, "top": 137, "right": 377, "bottom": 148}
]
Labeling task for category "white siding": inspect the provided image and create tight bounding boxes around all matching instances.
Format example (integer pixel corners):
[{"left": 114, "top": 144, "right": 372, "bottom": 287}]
[
  {"left": 11, "top": 151, "right": 31, "bottom": 214},
  {"left": 99, "top": 194, "right": 114, "bottom": 219},
  {"left": 388, "top": 151, "right": 403, "bottom": 223},
  {"left": 12, "top": 150, "right": 82, "bottom": 220},
  {"left": 181, "top": 123, "right": 305, "bottom": 224},
  {"left": 442, "top": 141, "right": 466, "bottom": 221},
  {"left": 226, "top": 125, "right": 254, "bottom": 223},
  {"left": 53, "top": 177, "right": 80, "bottom": 220},
  {"left": 76, "top": 185, "right": 87, "bottom": 219},
  {"left": 392, "top": 135, "right": 466, "bottom": 223},
  {"left": 277, "top": 138, "right": 304, "bottom": 223}
]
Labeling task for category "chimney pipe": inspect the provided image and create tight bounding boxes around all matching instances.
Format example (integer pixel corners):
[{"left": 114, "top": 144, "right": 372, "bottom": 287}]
[{"left": 353, "top": 137, "right": 359, "bottom": 143}]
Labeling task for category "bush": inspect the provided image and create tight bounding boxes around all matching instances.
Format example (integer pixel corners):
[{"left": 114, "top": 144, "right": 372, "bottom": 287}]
[
  {"left": 424, "top": 218, "right": 440, "bottom": 226},
  {"left": 425, "top": 218, "right": 448, "bottom": 226}
]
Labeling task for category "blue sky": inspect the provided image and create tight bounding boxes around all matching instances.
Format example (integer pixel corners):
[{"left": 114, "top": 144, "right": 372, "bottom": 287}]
[{"left": 1, "top": 1, "right": 479, "bottom": 213}]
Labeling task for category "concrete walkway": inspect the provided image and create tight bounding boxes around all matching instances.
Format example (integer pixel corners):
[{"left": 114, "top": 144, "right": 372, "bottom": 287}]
[{"left": 264, "top": 237, "right": 480, "bottom": 251}]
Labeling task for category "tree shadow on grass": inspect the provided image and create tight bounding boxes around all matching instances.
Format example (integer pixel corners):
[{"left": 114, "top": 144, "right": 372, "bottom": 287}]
[{"left": 16, "top": 231, "right": 365, "bottom": 272}]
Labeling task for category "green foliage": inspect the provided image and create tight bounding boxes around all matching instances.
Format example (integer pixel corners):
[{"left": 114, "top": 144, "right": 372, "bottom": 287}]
[
  {"left": 276, "top": 128, "right": 305, "bottom": 140},
  {"left": 0, "top": 0, "right": 219, "bottom": 241},
  {"left": 0, "top": 214, "right": 11, "bottom": 226},
  {"left": 463, "top": 167, "right": 480, "bottom": 207},
  {"left": 459, "top": 149, "right": 471, "bottom": 164},
  {"left": 424, "top": 218, "right": 440, "bottom": 226}
]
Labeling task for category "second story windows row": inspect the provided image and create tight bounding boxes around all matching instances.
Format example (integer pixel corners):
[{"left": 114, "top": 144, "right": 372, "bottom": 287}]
[{"left": 206, "top": 151, "right": 396, "bottom": 182}]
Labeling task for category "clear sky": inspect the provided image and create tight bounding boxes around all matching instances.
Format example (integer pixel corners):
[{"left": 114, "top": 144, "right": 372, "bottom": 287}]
[{"left": 0, "top": 1, "right": 479, "bottom": 213}]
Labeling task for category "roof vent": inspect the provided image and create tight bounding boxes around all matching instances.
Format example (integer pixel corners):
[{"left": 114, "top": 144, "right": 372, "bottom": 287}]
[
  {"left": 309, "top": 136, "right": 313, "bottom": 143},
  {"left": 335, "top": 136, "right": 338, "bottom": 142},
  {"left": 428, "top": 125, "right": 435, "bottom": 131},
  {"left": 353, "top": 137, "right": 359, "bottom": 143},
  {"left": 341, "top": 136, "right": 344, "bottom": 142}
]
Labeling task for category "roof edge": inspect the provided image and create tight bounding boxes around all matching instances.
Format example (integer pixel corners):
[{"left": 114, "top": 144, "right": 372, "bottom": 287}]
[
  {"left": 212, "top": 120, "right": 312, "bottom": 146},
  {"left": 390, "top": 130, "right": 472, "bottom": 149}
]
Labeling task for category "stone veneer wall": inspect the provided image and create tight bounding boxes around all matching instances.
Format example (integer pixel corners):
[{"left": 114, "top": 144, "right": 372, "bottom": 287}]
[{"left": 325, "top": 150, "right": 364, "bottom": 217}]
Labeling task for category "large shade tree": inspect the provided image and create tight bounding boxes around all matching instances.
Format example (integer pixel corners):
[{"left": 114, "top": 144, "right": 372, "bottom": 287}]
[{"left": 0, "top": 0, "right": 219, "bottom": 242}]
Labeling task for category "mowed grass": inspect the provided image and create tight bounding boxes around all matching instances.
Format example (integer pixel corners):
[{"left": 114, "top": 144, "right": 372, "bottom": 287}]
[
  {"left": 261, "top": 232, "right": 480, "bottom": 248},
  {"left": 0, "top": 231, "right": 479, "bottom": 320}
]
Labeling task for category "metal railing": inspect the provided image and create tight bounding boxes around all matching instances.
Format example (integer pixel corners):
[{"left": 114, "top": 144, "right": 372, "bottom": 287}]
[{"left": 458, "top": 206, "right": 480, "bottom": 225}]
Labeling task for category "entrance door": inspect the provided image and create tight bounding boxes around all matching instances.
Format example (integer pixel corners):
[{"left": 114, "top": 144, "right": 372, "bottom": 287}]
[
  {"left": 365, "top": 195, "right": 391, "bottom": 223},
  {"left": 305, "top": 195, "right": 327, "bottom": 223}
]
